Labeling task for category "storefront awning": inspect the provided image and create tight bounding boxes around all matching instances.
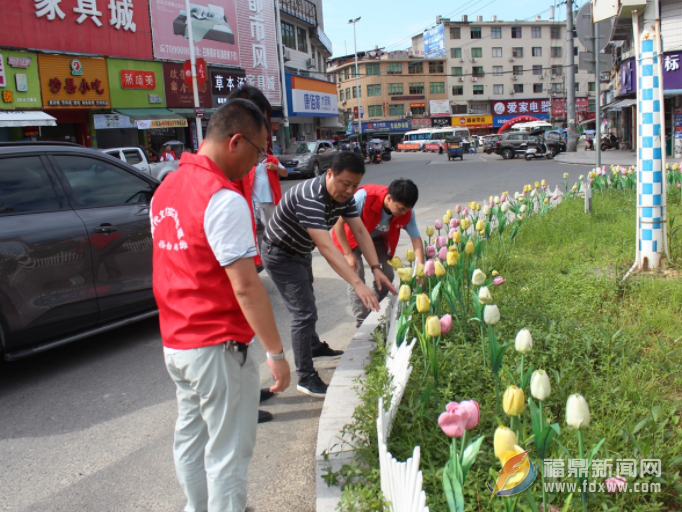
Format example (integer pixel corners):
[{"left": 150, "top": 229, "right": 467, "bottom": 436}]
[
  {"left": 114, "top": 108, "right": 187, "bottom": 129},
  {"left": 579, "top": 118, "right": 596, "bottom": 126},
  {"left": 0, "top": 111, "right": 57, "bottom": 127},
  {"left": 169, "top": 108, "right": 217, "bottom": 118},
  {"left": 320, "top": 117, "right": 344, "bottom": 129},
  {"left": 601, "top": 98, "right": 636, "bottom": 111}
]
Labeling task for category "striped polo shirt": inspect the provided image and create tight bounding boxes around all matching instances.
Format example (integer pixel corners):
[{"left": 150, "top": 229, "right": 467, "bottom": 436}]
[{"left": 264, "top": 176, "right": 358, "bottom": 255}]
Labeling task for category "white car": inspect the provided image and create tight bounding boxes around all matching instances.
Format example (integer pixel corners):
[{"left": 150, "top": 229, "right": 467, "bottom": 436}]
[{"left": 100, "top": 147, "right": 179, "bottom": 181}]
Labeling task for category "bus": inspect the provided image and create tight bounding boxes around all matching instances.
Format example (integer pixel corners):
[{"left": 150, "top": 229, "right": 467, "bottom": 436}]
[
  {"left": 397, "top": 128, "right": 435, "bottom": 151},
  {"left": 424, "top": 127, "right": 471, "bottom": 152}
]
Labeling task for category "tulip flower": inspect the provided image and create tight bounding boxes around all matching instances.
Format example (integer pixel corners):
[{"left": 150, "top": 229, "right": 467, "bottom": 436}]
[
  {"left": 447, "top": 251, "right": 460, "bottom": 266},
  {"left": 483, "top": 205, "right": 491, "bottom": 216},
  {"left": 471, "top": 269, "right": 486, "bottom": 286},
  {"left": 541, "top": 179, "right": 546, "bottom": 187},
  {"left": 517, "top": 214, "right": 524, "bottom": 221},
  {"left": 434, "top": 219, "right": 443, "bottom": 230},
  {"left": 543, "top": 197, "right": 549, "bottom": 204},
  {"left": 566, "top": 394, "right": 591, "bottom": 429},
  {"left": 398, "top": 284, "right": 412, "bottom": 302},
  {"left": 416, "top": 293, "right": 430, "bottom": 313},
  {"left": 501, "top": 202, "right": 509, "bottom": 213},
  {"left": 450, "top": 217, "right": 460, "bottom": 229},
  {"left": 461, "top": 217, "right": 471, "bottom": 231},
  {"left": 502, "top": 385, "right": 525, "bottom": 416},
  {"left": 405, "top": 249, "right": 415, "bottom": 262},
  {"left": 452, "top": 230, "right": 462, "bottom": 243},
  {"left": 397, "top": 268, "right": 412, "bottom": 282},
  {"left": 579, "top": 174, "right": 584, "bottom": 180},
  {"left": 493, "top": 275, "right": 506, "bottom": 286},
  {"left": 454, "top": 204, "right": 461, "bottom": 214},
  {"left": 475, "top": 219, "right": 484, "bottom": 231},
  {"left": 514, "top": 328, "right": 532, "bottom": 353},
  {"left": 436, "top": 235, "right": 446, "bottom": 248},
  {"left": 535, "top": 181, "right": 540, "bottom": 189},
  {"left": 438, "top": 246, "right": 448, "bottom": 261},
  {"left": 465, "top": 240, "right": 474, "bottom": 255},
  {"left": 442, "top": 214, "right": 450, "bottom": 226},
  {"left": 389, "top": 256, "right": 403, "bottom": 269},
  {"left": 424, "top": 259, "right": 435, "bottom": 277},
  {"left": 462, "top": 207, "right": 469, "bottom": 216},
  {"left": 484, "top": 304, "right": 500, "bottom": 325},
  {"left": 530, "top": 370, "right": 551, "bottom": 401},
  {"left": 531, "top": 189, "right": 537, "bottom": 198},
  {"left": 434, "top": 261, "right": 446, "bottom": 277},
  {"left": 501, "top": 194, "right": 507, "bottom": 202},
  {"left": 519, "top": 204, "right": 528, "bottom": 213},
  {"left": 459, "top": 400, "right": 481, "bottom": 430},
  {"left": 552, "top": 193, "right": 559, "bottom": 201},
  {"left": 572, "top": 184, "right": 578, "bottom": 191},
  {"left": 440, "top": 314, "right": 453, "bottom": 335},
  {"left": 415, "top": 263, "right": 425, "bottom": 277},
  {"left": 493, "top": 426, "right": 518, "bottom": 459},
  {"left": 426, "top": 244, "right": 436, "bottom": 258},
  {"left": 446, "top": 209, "right": 453, "bottom": 219},
  {"left": 426, "top": 315, "right": 441, "bottom": 337},
  {"left": 426, "top": 226, "right": 435, "bottom": 238},
  {"left": 438, "top": 403, "right": 467, "bottom": 438},
  {"left": 478, "top": 286, "right": 492, "bottom": 304},
  {"left": 563, "top": 172, "right": 569, "bottom": 179},
  {"left": 492, "top": 270, "right": 499, "bottom": 277}
]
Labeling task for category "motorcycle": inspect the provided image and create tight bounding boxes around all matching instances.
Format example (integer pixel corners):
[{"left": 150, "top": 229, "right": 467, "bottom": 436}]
[
  {"left": 601, "top": 135, "right": 619, "bottom": 151},
  {"left": 381, "top": 147, "right": 392, "bottom": 161},
  {"left": 525, "top": 134, "right": 555, "bottom": 161},
  {"left": 369, "top": 147, "right": 383, "bottom": 164}
]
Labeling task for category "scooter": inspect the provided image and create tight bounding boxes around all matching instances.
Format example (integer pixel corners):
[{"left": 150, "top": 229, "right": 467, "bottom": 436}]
[
  {"left": 381, "top": 147, "right": 392, "bottom": 161},
  {"left": 525, "top": 135, "right": 555, "bottom": 160},
  {"left": 369, "top": 147, "right": 383, "bottom": 164}
]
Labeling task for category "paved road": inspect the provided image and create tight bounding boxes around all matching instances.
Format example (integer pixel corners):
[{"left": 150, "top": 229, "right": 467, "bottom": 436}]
[{"left": 0, "top": 151, "right": 591, "bottom": 512}]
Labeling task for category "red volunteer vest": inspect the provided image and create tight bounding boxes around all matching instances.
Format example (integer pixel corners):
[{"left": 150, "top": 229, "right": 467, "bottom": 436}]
[
  {"left": 151, "top": 153, "right": 255, "bottom": 349},
  {"left": 332, "top": 184, "right": 412, "bottom": 258}
]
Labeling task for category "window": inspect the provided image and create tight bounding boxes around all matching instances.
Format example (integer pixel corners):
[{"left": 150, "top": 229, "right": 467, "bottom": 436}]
[
  {"left": 513, "top": 65, "right": 523, "bottom": 76},
  {"left": 533, "top": 83, "right": 543, "bottom": 93},
  {"left": 451, "top": 48, "right": 462, "bottom": 59},
  {"left": 0, "top": 157, "right": 61, "bottom": 214},
  {"left": 551, "top": 26, "right": 561, "bottom": 39},
  {"left": 387, "top": 62, "right": 402, "bottom": 74},
  {"left": 492, "top": 47, "right": 502, "bottom": 58},
  {"left": 366, "top": 63, "right": 380, "bottom": 75},
  {"left": 367, "top": 84, "right": 382, "bottom": 96},
  {"left": 513, "top": 83, "right": 524, "bottom": 93},
  {"left": 122, "top": 150, "right": 143, "bottom": 165},
  {"left": 533, "top": 65, "right": 543, "bottom": 75},
  {"left": 551, "top": 82, "right": 562, "bottom": 92},
  {"left": 339, "top": 90, "right": 345, "bottom": 101},
  {"left": 551, "top": 47, "right": 562, "bottom": 58},
  {"left": 551, "top": 65, "right": 562, "bottom": 76},
  {"left": 409, "top": 82, "right": 424, "bottom": 94},
  {"left": 452, "top": 67, "right": 463, "bottom": 76},
  {"left": 532, "top": 47, "right": 542, "bottom": 57},
  {"left": 575, "top": 82, "right": 580, "bottom": 92},
  {"left": 282, "top": 22, "right": 295, "bottom": 49},
  {"left": 296, "top": 27, "right": 307, "bottom": 53},
  {"left": 344, "top": 67, "right": 350, "bottom": 80},
  {"left": 409, "top": 62, "right": 423, "bottom": 74},
  {"left": 472, "top": 66, "right": 484, "bottom": 77},
  {"left": 368, "top": 105, "right": 383, "bottom": 117},
  {"left": 471, "top": 27, "right": 482, "bottom": 39},
  {"left": 412, "top": 106, "right": 426, "bottom": 116},
  {"left": 388, "top": 83, "right": 403, "bottom": 95},
  {"left": 512, "top": 47, "right": 523, "bottom": 58},
  {"left": 56, "top": 156, "right": 153, "bottom": 208},
  {"left": 452, "top": 85, "right": 464, "bottom": 95},
  {"left": 574, "top": 47, "right": 579, "bottom": 57},
  {"left": 450, "top": 27, "right": 461, "bottom": 39},
  {"left": 473, "top": 85, "right": 484, "bottom": 95},
  {"left": 471, "top": 48, "right": 482, "bottom": 58},
  {"left": 470, "top": 102, "right": 489, "bottom": 114},
  {"left": 346, "top": 87, "right": 351, "bottom": 99},
  {"left": 493, "top": 84, "right": 504, "bottom": 95},
  {"left": 430, "top": 82, "right": 445, "bottom": 93},
  {"left": 512, "top": 26, "right": 522, "bottom": 38},
  {"left": 389, "top": 104, "right": 404, "bottom": 116},
  {"left": 493, "top": 66, "right": 503, "bottom": 76},
  {"left": 352, "top": 86, "right": 361, "bottom": 98},
  {"left": 532, "top": 27, "right": 542, "bottom": 38},
  {"left": 429, "top": 61, "right": 444, "bottom": 74},
  {"left": 491, "top": 26, "right": 502, "bottom": 39}
]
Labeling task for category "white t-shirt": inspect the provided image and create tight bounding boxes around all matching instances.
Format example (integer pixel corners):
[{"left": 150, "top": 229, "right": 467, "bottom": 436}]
[
  {"left": 160, "top": 153, "right": 175, "bottom": 162},
  {"left": 251, "top": 162, "right": 273, "bottom": 203}
]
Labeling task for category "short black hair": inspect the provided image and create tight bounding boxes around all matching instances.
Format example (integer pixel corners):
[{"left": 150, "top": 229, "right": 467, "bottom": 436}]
[
  {"left": 206, "top": 99, "right": 269, "bottom": 143},
  {"left": 388, "top": 179, "right": 419, "bottom": 208},
  {"left": 226, "top": 84, "right": 272, "bottom": 117},
  {"left": 330, "top": 151, "right": 365, "bottom": 176}
]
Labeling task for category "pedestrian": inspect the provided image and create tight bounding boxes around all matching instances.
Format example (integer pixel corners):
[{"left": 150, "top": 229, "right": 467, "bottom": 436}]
[
  {"left": 160, "top": 145, "right": 175, "bottom": 162},
  {"left": 151, "top": 99, "right": 291, "bottom": 512},
  {"left": 262, "top": 151, "right": 397, "bottom": 397},
  {"left": 332, "top": 179, "right": 424, "bottom": 327}
]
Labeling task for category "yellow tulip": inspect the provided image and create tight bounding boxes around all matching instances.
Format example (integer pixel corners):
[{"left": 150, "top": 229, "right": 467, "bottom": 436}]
[
  {"left": 493, "top": 426, "right": 518, "bottom": 459},
  {"left": 443, "top": 214, "right": 450, "bottom": 225},
  {"left": 479, "top": 229, "right": 485, "bottom": 236},
  {"left": 489, "top": 195, "right": 494, "bottom": 204},
  {"left": 451, "top": 231, "right": 462, "bottom": 244},
  {"left": 405, "top": 249, "right": 415, "bottom": 262},
  {"left": 398, "top": 284, "right": 412, "bottom": 302},
  {"left": 465, "top": 239, "right": 475, "bottom": 255},
  {"left": 475, "top": 219, "right": 484, "bottom": 231},
  {"left": 446, "top": 209, "right": 453, "bottom": 219},
  {"left": 534, "top": 181, "right": 540, "bottom": 189},
  {"left": 426, "top": 315, "right": 441, "bottom": 337},
  {"left": 426, "top": 226, "right": 435, "bottom": 238},
  {"left": 492, "top": 270, "right": 499, "bottom": 277},
  {"left": 415, "top": 263, "right": 425, "bottom": 278},
  {"left": 589, "top": 171, "right": 596, "bottom": 179},
  {"left": 499, "top": 444, "right": 531, "bottom": 488},
  {"left": 389, "top": 256, "right": 403, "bottom": 269},
  {"left": 502, "top": 385, "right": 525, "bottom": 416},
  {"left": 416, "top": 293, "right": 430, "bottom": 313},
  {"left": 448, "top": 244, "right": 458, "bottom": 253},
  {"left": 447, "top": 251, "right": 460, "bottom": 266},
  {"left": 572, "top": 184, "right": 578, "bottom": 191},
  {"left": 461, "top": 218, "right": 471, "bottom": 230},
  {"left": 397, "top": 268, "right": 413, "bottom": 282},
  {"left": 476, "top": 203, "right": 482, "bottom": 211},
  {"left": 434, "top": 261, "right": 446, "bottom": 277},
  {"left": 469, "top": 201, "right": 475, "bottom": 209},
  {"left": 541, "top": 179, "right": 546, "bottom": 187},
  {"left": 544, "top": 198, "right": 549, "bottom": 204}
]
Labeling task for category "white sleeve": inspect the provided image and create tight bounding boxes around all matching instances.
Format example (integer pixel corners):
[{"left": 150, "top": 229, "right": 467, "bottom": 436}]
[{"left": 204, "top": 189, "right": 258, "bottom": 267}]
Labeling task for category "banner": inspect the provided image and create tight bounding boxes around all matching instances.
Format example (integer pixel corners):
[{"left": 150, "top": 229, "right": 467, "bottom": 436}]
[
  {"left": 93, "top": 114, "right": 137, "bottom": 129},
  {"left": 492, "top": 99, "right": 551, "bottom": 116},
  {"left": 429, "top": 99, "right": 450, "bottom": 117},
  {"left": 551, "top": 97, "right": 589, "bottom": 116},
  {"left": 452, "top": 115, "right": 493, "bottom": 128},
  {"left": 424, "top": 25, "right": 445, "bottom": 59}
]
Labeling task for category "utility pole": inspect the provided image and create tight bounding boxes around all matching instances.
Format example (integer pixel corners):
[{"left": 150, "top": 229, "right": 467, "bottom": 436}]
[
  {"left": 566, "top": 0, "right": 577, "bottom": 152},
  {"left": 274, "top": 0, "right": 290, "bottom": 149},
  {"left": 349, "top": 17, "right": 362, "bottom": 142},
  {"left": 185, "top": 0, "right": 203, "bottom": 149}
]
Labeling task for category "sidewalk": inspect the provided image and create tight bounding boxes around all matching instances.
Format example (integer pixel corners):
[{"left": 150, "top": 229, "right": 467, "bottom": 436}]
[{"left": 555, "top": 141, "right": 637, "bottom": 167}]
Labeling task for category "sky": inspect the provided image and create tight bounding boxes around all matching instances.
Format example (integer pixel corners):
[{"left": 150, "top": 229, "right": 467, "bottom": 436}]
[{"left": 322, "top": 0, "right": 590, "bottom": 57}]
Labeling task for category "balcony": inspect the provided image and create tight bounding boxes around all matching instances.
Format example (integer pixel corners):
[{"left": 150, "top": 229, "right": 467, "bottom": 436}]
[
  {"left": 313, "top": 26, "right": 333, "bottom": 56},
  {"left": 280, "top": 0, "right": 317, "bottom": 27}
]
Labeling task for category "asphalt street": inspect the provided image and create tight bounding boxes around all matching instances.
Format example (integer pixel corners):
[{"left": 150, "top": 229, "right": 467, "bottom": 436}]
[{"left": 0, "top": 150, "right": 595, "bottom": 512}]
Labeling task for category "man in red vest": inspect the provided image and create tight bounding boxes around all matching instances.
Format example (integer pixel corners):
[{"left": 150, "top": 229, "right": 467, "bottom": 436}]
[
  {"left": 151, "top": 99, "right": 291, "bottom": 512},
  {"left": 333, "top": 179, "right": 424, "bottom": 326}
]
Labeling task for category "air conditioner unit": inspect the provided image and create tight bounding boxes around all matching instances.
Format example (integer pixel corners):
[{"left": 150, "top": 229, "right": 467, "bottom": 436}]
[
  {"left": 283, "top": 48, "right": 291, "bottom": 62},
  {"left": 509, "top": 57, "right": 515, "bottom": 62},
  {"left": 551, "top": 74, "right": 557, "bottom": 79},
  {"left": 542, "top": 73, "right": 547, "bottom": 78},
  {"left": 512, "top": 75, "right": 518, "bottom": 80},
  {"left": 471, "top": 77, "right": 478, "bottom": 82},
  {"left": 458, "top": 77, "right": 464, "bottom": 82},
  {"left": 460, "top": 58, "right": 465, "bottom": 62},
  {"left": 471, "top": 58, "right": 477, "bottom": 62},
  {"left": 406, "top": 111, "right": 413, "bottom": 117},
  {"left": 306, "top": 58, "right": 316, "bottom": 69},
  {"left": 509, "top": 89, "right": 516, "bottom": 94}
]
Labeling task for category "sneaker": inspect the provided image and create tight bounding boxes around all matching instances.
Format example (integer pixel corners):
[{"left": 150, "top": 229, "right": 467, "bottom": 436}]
[
  {"left": 258, "top": 409, "right": 273, "bottom": 424},
  {"left": 297, "top": 372, "right": 328, "bottom": 397},
  {"left": 311, "top": 341, "right": 344, "bottom": 360}
]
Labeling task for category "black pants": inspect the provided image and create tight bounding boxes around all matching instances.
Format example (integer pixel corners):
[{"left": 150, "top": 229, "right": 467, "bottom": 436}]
[{"left": 261, "top": 242, "right": 322, "bottom": 379}]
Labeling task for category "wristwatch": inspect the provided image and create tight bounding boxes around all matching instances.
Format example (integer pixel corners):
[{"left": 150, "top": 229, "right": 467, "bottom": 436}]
[
  {"left": 266, "top": 350, "right": 285, "bottom": 361},
  {"left": 370, "top": 264, "right": 383, "bottom": 272}
]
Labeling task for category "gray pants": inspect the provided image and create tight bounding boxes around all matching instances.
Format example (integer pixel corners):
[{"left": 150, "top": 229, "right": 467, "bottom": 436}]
[
  {"left": 261, "top": 241, "right": 322, "bottom": 379},
  {"left": 254, "top": 201, "right": 277, "bottom": 250},
  {"left": 348, "top": 238, "right": 394, "bottom": 324}
]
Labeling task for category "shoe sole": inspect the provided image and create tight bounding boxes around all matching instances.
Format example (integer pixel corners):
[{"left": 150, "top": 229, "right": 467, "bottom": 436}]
[
  {"left": 312, "top": 353, "right": 343, "bottom": 360},
  {"left": 296, "top": 384, "right": 327, "bottom": 398}
]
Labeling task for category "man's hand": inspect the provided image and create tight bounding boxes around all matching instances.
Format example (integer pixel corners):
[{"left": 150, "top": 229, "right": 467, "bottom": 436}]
[
  {"left": 344, "top": 252, "right": 359, "bottom": 271},
  {"left": 267, "top": 358, "right": 291, "bottom": 393},
  {"left": 373, "top": 269, "right": 397, "bottom": 295},
  {"left": 354, "top": 282, "right": 380, "bottom": 311}
]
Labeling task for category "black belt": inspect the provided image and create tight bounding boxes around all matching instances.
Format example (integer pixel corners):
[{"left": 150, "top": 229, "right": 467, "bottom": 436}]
[
  {"left": 265, "top": 240, "right": 299, "bottom": 256},
  {"left": 226, "top": 341, "right": 249, "bottom": 353}
]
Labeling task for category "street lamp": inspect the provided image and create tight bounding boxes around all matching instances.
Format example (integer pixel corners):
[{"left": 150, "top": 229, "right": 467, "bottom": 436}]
[{"left": 349, "top": 17, "right": 362, "bottom": 142}]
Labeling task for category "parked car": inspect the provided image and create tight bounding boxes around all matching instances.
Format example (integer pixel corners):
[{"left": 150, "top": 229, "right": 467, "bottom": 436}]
[
  {"left": 0, "top": 142, "right": 159, "bottom": 360},
  {"left": 482, "top": 135, "right": 502, "bottom": 154},
  {"left": 101, "top": 146, "right": 179, "bottom": 181},
  {"left": 277, "top": 140, "right": 338, "bottom": 178},
  {"left": 494, "top": 132, "right": 565, "bottom": 159}
]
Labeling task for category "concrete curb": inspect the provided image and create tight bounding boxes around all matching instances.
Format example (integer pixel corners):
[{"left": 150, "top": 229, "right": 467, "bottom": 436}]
[{"left": 315, "top": 299, "right": 388, "bottom": 512}]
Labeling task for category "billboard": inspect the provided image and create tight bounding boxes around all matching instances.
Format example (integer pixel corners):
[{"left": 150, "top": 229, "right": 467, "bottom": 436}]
[
  {"left": 163, "top": 62, "right": 211, "bottom": 108},
  {"left": 149, "top": 0, "right": 281, "bottom": 106},
  {"left": 286, "top": 74, "right": 338, "bottom": 117},
  {"left": 424, "top": 25, "right": 446, "bottom": 59},
  {"left": 452, "top": 115, "right": 493, "bottom": 128},
  {"left": 492, "top": 99, "right": 551, "bottom": 116},
  {"left": 551, "top": 97, "right": 589, "bottom": 117},
  {"left": 210, "top": 66, "right": 246, "bottom": 108},
  {"left": 429, "top": 99, "right": 450, "bottom": 117},
  {"left": 38, "top": 54, "right": 110, "bottom": 109},
  {"left": 0, "top": 0, "right": 152, "bottom": 60}
]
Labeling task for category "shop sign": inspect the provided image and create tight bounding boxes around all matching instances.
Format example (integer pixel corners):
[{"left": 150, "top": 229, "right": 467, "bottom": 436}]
[
  {"left": 432, "top": 117, "right": 452, "bottom": 127},
  {"left": 0, "top": 56, "right": 5, "bottom": 87},
  {"left": 149, "top": 94, "right": 162, "bottom": 104},
  {"left": 137, "top": 118, "right": 187, "bottom": 129},
  {"left": 391, "top": 95, "right": 425, "bottom": 101},
  {"left": 93, "top": 113, "right": 137, "bottom": 129},
  {"left": 429, "top": 99, "right": 450, "bottom": 117},
  {"left": 410, "top": 117, "right": 432, "bottom": 128},
  {"left": 362, "top": 120, "right": 411, "bottom": 132},
  {"left": 8, "top": 57, "right": 32, "bottom": 69},
  {"left": 492, "top": 99, "right": 551, "bottom": 116},
  {"left": 551, "top": 97, "right": 589, "bottom": 117},
  {"left": 0, "top": 0, "right": 153, "bottom": 60},
  {"left": 492, "top": 113, "right": 550, "bottom": 127},
  {"left": 410, "top": 102, "right": 426, "bottom": 109},
  {"left": 23, "top": 126, "right": 39, "bottom": 137},
  {"left": 210, "top": 67, "right": 245, "bottom": 107},
  {"left": 195, "top": 107, "right": 205, "bottom": 118},
  {"left": 663, "top": 52, "right": 682, "bottom": 91},
  {"left": 0, "top": 51, "right": 43, "bottom": 110},
  {"left": 121, "top": 70, "right": 156, "bottom": 89},
  {"left": 38, "top": 54, "right": 110, "bottom": 108},
  {"left": 286, "top": 74, "right": 338, "bottom": 117},
  {"left": 163, "top": 62, "right": 211, "bottom": 108},
  {"left": 451, "top": 115, "right": 493, "bottom": 128},
  {"left": 616, "top": 59, "right": 636, "bottom": 97}
]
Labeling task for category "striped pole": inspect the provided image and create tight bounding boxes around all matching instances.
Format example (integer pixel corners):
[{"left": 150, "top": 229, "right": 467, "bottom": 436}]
[{"left": 637, "top": 33, "right": 664, "bottom": 269}]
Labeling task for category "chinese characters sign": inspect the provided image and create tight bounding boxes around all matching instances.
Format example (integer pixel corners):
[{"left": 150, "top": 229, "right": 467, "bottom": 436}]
[
  {"left": 107, "top": 59, "right": 165, "bottom": 107},
  {"left": 210, "top": 67, "right": 246, "bottom": 108},
  {"left": 429, "top": 99, "right": 450, "bottom": 117},
  {"left": 0, "top": 0, "right": 152, "bottom": 60},
  {"left": 163, "top": 62, "right": 210, "bottom": 108},
  {"left": 120, "top": 70, "right": 156, "bottom": 89},
  {"left": 492, "top": 99, "right": 551, "bottom": 116},
  {"left": 424, "top": 25, "right": 445, "bottom": 59},
  {"left": 0, "top": 51, "right": 42, "bottom": 110},
  {"left": 38, "top": 54, "right": 110, "bottom": 108},
  {"left": 551, "top": 97, "right": 589, "bottom": 117},
  {"left": 410, "top": 118, "right": 432, "bottom": 128},
  {"left": 361, "top": 120, "right": 411, "bottom": 132},
  {"left": 452, "top": 115, "right": 493, "bottom": 128},
  {"left": 287, "top": 74, "right": 338, "bottom": 118}
]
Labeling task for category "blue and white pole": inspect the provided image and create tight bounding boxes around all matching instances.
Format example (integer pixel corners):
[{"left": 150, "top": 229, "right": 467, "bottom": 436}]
[{"left": 637, "top": 33, "right": 665, "bottom": 269}]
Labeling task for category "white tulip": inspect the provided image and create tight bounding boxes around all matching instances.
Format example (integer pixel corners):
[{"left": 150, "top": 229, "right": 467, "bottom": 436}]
[
  {"left": 566, "top": 394, "right": 591, "bottom": 429},
  {"left": 514, "top": 328, "right": 533, "bottom": 353},
  {"left": 478, "top": 286, "right": 493, "bottom": 305},
  {"left": 471, "top": 269, "right": 486, "bottom": 286},
  {"left": 501, "top": 203, "right": 509, "bottom": 213},
  {"left": 484, "top": 304, "right": 500, "bottom": 325},
  {"left": 520, "top": 204, "right": 528, "bottom": 213},
  {"left": 530, "top": 370, "right": 551, "bottom": 401},
  {"left": 494, "top": 195, "right": 500, "bottom": 204},
  {"left": 531, "top": 189, "right": 537, "bottom": 198},
  {"left": 483, "top": 205, "right": 491, "bottom": 216}
]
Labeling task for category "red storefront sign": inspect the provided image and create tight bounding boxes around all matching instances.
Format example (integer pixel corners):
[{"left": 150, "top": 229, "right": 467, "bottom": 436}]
[
  {"left": 551, "top": 97, "right": 590, "bottom": 116},
  {"left": 492, "top": 99, "right": 551, "bottom": 116},
  {"left": 120, "top": 70, "right": 156, "bottom": 89},
  {"left": 410, "top": 118, "right": 432, "bottom": 128},
  {"left": 163, "top": 62, "right": 211, "bottom": 109},
  {"left": 197, "top": 59, "right": 207, "bottom": 84},
  {"left": 0, "top": 0, "right": 152, "bottom": 60}
]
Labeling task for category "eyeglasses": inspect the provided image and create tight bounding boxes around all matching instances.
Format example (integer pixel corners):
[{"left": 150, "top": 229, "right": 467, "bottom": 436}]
[{"left": 238, "top": 134, "right": 267, "bottom": 164}]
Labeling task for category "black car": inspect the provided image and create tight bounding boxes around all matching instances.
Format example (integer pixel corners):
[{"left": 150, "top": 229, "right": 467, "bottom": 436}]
[
  {"left": 494, "top": 132, "right": 565, "bottom": 159},
  {"left": 0, "top": 142, "right": 159, "bottom": 360}
]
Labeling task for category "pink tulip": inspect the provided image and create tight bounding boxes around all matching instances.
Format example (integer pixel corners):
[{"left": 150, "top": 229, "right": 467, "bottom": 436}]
[
  {"left": 501, "top": 194, "right": 507, "bottom": 203},
  {"left": 462, "top": 207, "right": 469, "bottom": 216},
  {"left": 436, "top": 235, "right": 446, "bottom": 248},
  {"left": 426, "top": 244, "right": 436, "bottom": 258},
  {"left": 450, "top": 218, "right": 461, "bottom": 229},
  {"left": 438, "top": 246, "right": 448, "bottom": 261},
  {"left": 448, "top": 228, "right": 459, "bottom": 239},
  {"left": 435, "top": 219, "right": 443, "bottom": 230},
  {"left": 606, "top": 476, "right": 627, "bottom": 493},
  {"left": 454, "top": 204, "right": 461, "bottom": 214},
  {"left": 552, "top": 193, "right": 558, "bottom": 201},
  {"left": 542, "top": 185, "right": 547, "bottom": 191},
  {"left": 438, "top": 404, "right": 467, "bottom": 438},
  {"left": 493, "top": 276, "right": 506, "bottom": 286},
  {"left": 458, "top": 400, "right": 480, "bottom": 430},
  {"left": 621, "top": 167, "right": 627, "bottom": 175},
  {"left": 424, "top": 259, "right": 435, "bottom": 276},
  {"left": 678, "top": 183, "right": 681, "bottom": 190},
  {"left": 440, "top": 314, "right": 453, "bottom": 334}
]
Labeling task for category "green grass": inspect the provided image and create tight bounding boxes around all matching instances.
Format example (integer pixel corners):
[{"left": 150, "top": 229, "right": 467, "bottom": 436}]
[{"left": 332, "top": 189, "right": 682, "bottom": 511}]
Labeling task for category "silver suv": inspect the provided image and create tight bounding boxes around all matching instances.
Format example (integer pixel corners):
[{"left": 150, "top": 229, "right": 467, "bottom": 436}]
[{"left": 277, "top": 140, "right": 338, "bottom": 178}]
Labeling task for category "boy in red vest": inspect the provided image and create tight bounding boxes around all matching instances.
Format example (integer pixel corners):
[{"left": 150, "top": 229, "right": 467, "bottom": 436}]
[
  {"left": 333, "top": 179, "right": 424, "bottom": 326},
  {"left": 151, "top": 99, "right": 291, "bottom": 512}
]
